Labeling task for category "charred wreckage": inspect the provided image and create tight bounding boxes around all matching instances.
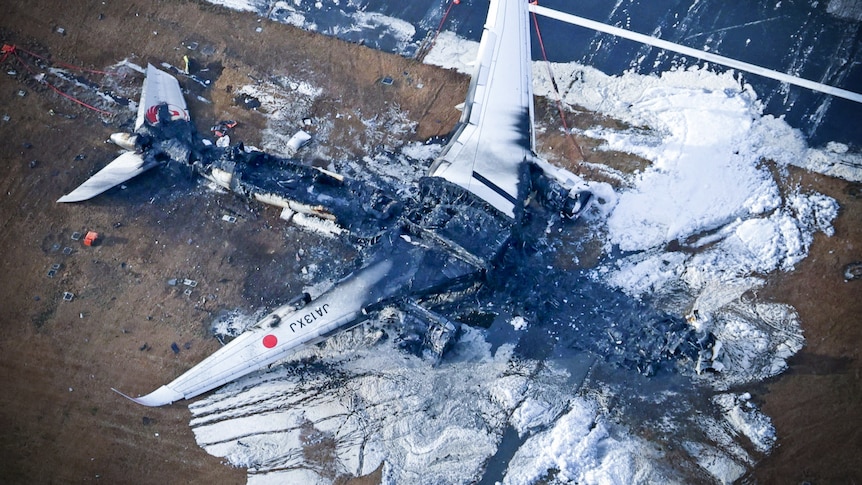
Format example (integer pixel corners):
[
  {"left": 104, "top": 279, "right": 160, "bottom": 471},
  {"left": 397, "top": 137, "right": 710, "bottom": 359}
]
[
  {"left": 61, "top": 0, "right": 720, "bottom": 407},
  {"left": 107, "top": 96, "right": 717, "bottom": 380}
]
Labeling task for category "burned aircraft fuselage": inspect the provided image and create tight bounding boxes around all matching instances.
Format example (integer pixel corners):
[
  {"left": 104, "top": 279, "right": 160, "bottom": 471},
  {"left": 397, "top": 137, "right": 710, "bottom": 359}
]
[{"left": 135, "top": 112, "right": 713, "bottom": 378}]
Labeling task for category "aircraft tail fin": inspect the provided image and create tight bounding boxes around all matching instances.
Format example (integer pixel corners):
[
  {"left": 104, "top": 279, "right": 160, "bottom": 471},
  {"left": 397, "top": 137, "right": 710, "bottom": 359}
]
[
  {"left": 57, "top": 151, "right": 156, "bottom": 202},
  {"left": 58, "top": 64, "right": 192, "bottom": 203},
  {"left": 136, "top": 64, "right": 189, "bottom": 130}
]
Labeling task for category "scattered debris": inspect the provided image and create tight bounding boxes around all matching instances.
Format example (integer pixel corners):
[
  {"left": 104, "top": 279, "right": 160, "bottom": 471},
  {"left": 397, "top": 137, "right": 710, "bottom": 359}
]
[
  {"left": 62, "top": 292, "right": 74, "bottom": 301},
  {"left": 17, "top": 89, "right": 26, "bottom": 97},
  {"left": 210, "top": 120, "right": 237, "bottom": 137},
  {"left": 47, "top": 263, "right": 61, "bottom": 278},
  {"left": 216, "top": 135, "right": 230, "bottom": 147},
  {"left": 83, "top": 231, "right": 99, "bottom": 246},
  {"left": 685, "top": 309, "right": 701, "bottom": 325},
  {"left": 183, "top": 279, "right": 198, "bottom": 287},
  {"left": 221, "top": 214, "right": 237, "bottom": 223},
  {"left": 285, "top": 130, "right": 311, "bottom": 155},
  {"left": 844, "top": 262, "right": 862, "bottom": 281},
  {"left": 380, "top": 76, "right": 394, "bottom": 86},
  {"left": 167, "top": 278, "right": 178, "bottom": 286},
  {"left": 139, "top": 343, "right": 151, "bottom": 352},
  {"left": 62, "top": 247, "right": 73, "bottom": 255},
  {"left": 234, "top": 93, "right": 260, "bottom": 109},
  {"left": 55, "top": 27, "right": 66, "bottom": 35},
  {"left": 171, "top": 342, "right": 180, "bottom": 354},
  {"left": 71, "top": 232, "right": 82, "bottom": 241}
]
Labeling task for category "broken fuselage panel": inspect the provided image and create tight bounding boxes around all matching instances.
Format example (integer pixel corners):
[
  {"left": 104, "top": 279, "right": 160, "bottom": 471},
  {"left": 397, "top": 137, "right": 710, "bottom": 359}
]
[{"left": 197, "top": 145, "right": 402, "bottom": 238}]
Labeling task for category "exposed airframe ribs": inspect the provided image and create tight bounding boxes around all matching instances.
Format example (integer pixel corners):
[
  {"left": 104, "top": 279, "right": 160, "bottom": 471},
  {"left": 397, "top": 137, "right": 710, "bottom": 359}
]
[{"left": 109, "top": 0, "right": 573, "bottom": 407}]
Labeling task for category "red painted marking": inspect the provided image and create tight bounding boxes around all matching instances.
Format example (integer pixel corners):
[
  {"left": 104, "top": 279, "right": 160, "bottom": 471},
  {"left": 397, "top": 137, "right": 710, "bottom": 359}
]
[
  {"left": 262, "top": 334, "right": 278, "bottom": 348},
  {"left": 145, "top": 104, "right": 189, "bottom": 125},
  {"left": 145, "top": 105, "right": 161, "bottom": 124}
]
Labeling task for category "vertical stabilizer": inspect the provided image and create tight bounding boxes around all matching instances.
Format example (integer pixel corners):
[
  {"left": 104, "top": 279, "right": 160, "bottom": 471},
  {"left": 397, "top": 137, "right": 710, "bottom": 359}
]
[{"left": 135, "top": 64, "right": 189, "bottom": 130}]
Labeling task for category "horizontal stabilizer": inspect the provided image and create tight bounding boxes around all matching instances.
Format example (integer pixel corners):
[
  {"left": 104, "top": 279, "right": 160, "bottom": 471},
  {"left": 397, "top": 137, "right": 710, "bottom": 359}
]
[{"left": 57, "top": 151, "right": 155, "bottom": 202}]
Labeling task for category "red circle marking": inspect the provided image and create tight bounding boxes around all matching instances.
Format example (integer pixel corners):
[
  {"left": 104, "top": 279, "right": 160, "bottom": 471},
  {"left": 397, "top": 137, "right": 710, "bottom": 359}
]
[{"left": 262, "top": 334, "right": 278, "bottom": 348}]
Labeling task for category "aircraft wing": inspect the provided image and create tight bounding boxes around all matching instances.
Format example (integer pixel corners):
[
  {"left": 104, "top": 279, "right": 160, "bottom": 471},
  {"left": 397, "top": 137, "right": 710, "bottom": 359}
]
[
  {"left": 57, "top": 151, "right": 156, "bottom": 202},
  {"left": 113, "top": 259, "right": 395, "bottom": 406},
  {"left": 114, "top": 187, "right": 505, "bottom": 407},
  {"left": 113, "top": 1, "right": 531, "bottom": 407},
  {"left": 428, "top": 0, "right": 536, "bottom": 218}
]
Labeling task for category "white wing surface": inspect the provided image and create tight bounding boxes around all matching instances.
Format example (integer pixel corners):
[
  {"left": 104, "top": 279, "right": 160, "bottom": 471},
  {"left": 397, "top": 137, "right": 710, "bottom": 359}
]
[
  {"left": 57, "top": 151, "right": 152, "bottom": 202},
  {"left": 428, "top": 0, "right": 536, "bottom": 218},
  {"left": 115, "top": 260, "right": 394, "bottom": 406},
  {"left": 115, "top": 1, "right": 538, "bottom": 407}
]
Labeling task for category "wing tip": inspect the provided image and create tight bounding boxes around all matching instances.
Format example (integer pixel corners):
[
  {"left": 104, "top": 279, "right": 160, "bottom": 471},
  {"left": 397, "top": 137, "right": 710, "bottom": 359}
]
[
  {"left": 112, "top": 385, "right": 184, "bottom": 407},
  {"left": 57, "top": 194, "right": 86, "bottom": 203}
]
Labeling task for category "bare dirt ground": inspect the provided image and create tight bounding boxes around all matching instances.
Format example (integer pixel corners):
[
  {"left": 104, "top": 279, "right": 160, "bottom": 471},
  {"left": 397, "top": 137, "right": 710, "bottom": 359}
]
[
  {"left": 0, "top": 1, "right": 859, "bottom": 484},
  {"left": 752, "top": 168, "right": 862, "bottom": 484}
]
